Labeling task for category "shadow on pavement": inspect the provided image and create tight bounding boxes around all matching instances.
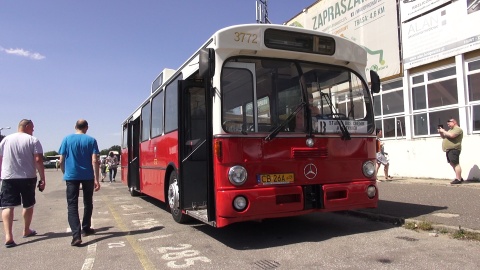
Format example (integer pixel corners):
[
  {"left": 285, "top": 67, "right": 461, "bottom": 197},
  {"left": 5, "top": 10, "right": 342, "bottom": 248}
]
[{"left": 351, "top": 200, "right": 448, "bottom": 223}]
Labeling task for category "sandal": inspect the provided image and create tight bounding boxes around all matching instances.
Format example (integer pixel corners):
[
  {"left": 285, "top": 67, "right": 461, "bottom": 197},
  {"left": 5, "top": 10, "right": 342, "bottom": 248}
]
[
  {"left": 23, "top": 229, "right": 37, "bottom": 238},
  {"left": 5, "top": 241, "right": 17, "bottom": 248}
]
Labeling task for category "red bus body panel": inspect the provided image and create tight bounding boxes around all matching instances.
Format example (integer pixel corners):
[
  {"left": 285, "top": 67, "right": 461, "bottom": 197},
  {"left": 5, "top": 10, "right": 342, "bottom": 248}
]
[
  {"left": 137, "top": 132, "right": 178, "bottom": 201},
  {"left": 212, "top": 136, "right": 378, "bottom": 228},
  {"left": 123, "top": 133, "right": 377, "bottom": 228}
]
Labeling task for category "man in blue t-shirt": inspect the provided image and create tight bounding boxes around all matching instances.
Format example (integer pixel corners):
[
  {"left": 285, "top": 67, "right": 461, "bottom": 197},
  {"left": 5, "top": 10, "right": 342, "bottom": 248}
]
[{"left": 59, "top": 119, "right": 100, "bottom": 246}]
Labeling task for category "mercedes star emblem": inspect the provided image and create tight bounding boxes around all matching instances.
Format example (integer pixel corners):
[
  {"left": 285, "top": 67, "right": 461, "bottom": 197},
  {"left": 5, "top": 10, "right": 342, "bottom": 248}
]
[{"left": 304, "top": 163, "right": 318, "bottom": 179}]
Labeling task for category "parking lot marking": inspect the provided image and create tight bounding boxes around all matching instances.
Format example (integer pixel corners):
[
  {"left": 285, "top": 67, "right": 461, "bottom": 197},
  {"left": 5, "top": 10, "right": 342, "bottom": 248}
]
[
  {"left": 81, "top": 243, "right": 97, "bottom": 270},
  {"left": 123, "top": 212, "right": 150, "bottom": 216},
  {"left": 138, "top": 234, "right": 172, "bottom": 242},
  {"left": 102, "top": 196, "right": 155, "bottom": 270}
]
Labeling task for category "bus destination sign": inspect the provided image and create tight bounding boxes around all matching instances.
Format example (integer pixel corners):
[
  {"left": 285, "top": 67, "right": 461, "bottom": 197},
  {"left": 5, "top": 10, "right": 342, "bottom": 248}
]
[{"left": 314, "top": 120, "right": 368, "bottom": 134}]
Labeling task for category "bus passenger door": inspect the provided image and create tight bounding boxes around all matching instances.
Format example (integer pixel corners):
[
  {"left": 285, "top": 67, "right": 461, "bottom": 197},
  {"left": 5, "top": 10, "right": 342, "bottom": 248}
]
[
  {"left": 178, "top": 80, "right": 213, "bottom": 224},
  {"left": 127, "top": 117, "right": 141, "bottom": 194}
]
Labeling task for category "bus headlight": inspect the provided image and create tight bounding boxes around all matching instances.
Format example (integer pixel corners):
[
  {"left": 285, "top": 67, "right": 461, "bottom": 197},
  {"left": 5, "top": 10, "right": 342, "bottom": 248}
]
[
  {"left": 233, "top": 196, "right": 248, "bottom": 211},
  {"left": 228, "top": 166, "right": 247, "bottom": 186},
  {"left": 362, "top": 160, "right": 376, "bottom": 178},
  {"left": 366, "top": 185, "right": 377, "bottom": 199}
]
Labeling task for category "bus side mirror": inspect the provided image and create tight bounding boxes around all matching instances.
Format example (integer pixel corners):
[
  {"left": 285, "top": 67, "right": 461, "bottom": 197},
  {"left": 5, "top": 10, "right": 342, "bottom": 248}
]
[
  {"left": 370, "top": 70, "right": 380, "bottom": 94},
  {"left": 199, "top": 48, "right": 215, "bottom": 78}
]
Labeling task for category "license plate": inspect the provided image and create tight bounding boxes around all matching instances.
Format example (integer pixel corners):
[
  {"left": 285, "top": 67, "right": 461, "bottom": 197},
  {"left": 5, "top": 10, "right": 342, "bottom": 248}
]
[{"left": 257, "top": 173, "right": 294, "bottom": 185}]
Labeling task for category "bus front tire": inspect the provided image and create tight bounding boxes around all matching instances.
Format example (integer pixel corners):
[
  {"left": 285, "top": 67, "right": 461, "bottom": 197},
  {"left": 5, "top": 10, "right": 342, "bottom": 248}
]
[{"left": 167, "top": 171, "right": 190, "bottom": 223}]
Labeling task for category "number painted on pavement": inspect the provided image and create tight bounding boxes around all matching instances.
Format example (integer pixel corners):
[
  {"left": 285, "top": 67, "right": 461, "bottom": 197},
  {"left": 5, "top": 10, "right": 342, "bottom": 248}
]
[{"left": 156, "top": 244, "right": 211, "bottom": 268}]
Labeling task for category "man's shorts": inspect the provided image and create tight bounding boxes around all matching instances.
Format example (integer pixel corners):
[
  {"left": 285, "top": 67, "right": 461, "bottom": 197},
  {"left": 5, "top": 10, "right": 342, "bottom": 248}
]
[
  {"left": 446, "top": 149, "right": 461, "bottom": 165},
  {"left": 0, "top": 178, "right": 37, "bottom": 209}
]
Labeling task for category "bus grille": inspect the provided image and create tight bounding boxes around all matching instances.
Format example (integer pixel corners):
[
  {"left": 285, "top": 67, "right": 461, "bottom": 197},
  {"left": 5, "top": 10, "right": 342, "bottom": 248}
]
[{"left": 291, "top": 148, "right": 328, "bottom": 158}]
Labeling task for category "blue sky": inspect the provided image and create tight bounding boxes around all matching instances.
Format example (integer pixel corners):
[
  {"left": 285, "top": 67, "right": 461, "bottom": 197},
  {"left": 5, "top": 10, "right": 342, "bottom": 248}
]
[{"left": 0, "top": 0, "right": 315, "bottom": 152}]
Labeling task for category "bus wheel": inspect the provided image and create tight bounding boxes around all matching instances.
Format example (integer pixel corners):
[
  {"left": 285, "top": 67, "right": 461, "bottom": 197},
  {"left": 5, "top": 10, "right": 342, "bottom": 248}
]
[{"left": 167, "top": 171, "right": 189, "bottom": 223}]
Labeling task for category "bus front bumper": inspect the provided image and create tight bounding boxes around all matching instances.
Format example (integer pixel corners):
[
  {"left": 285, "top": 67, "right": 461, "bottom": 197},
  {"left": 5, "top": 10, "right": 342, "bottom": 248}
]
[{"left": 214, "top": 181, "right": 378, "bottom": 227}]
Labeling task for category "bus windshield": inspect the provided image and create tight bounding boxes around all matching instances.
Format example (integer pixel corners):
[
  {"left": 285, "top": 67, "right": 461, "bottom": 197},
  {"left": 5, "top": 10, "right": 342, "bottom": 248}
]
[{"left": 221, "top": 58, "right": 373, "bottom": 135}]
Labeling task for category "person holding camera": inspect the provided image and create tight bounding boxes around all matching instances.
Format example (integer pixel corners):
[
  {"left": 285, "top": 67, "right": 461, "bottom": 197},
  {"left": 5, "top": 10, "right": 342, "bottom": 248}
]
[
  {"left": 0, "top": 119, "right": 45, "bottom": 248},
  {"left": 438, "top": 118, "right": 463, "bottom": 184}
]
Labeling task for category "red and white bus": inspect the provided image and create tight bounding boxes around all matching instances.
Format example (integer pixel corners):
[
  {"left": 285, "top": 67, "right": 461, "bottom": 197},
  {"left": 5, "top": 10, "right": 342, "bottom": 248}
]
[{"left": 121, "top": 24, "right": 381, "bottom": 228}]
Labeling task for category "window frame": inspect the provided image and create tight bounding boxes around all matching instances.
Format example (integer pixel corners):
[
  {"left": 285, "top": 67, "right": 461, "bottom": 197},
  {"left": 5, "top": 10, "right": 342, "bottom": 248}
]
[
  {"left": 466, "top": 57, "right": 480, "bottom": 134},
  {"left": 373, "top": 78, "right": 405, "bottom": 139},
  {"left": 410, "top": 65, "right": 459, "bottom": 138}
]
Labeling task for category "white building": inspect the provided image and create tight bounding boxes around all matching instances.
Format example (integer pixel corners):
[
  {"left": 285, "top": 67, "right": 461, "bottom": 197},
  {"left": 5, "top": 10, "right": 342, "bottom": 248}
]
[{"left": 286, "top": 0, "right": 480, "bottom": 180}]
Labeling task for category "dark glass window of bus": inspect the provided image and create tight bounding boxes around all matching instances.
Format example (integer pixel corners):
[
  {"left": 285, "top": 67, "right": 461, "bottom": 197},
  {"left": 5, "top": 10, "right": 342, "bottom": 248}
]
[
  {"left": 141, "top": 102, "right": 151, "bottom": 141},
  {"left": 151, "top": 90, "right": 164, "bottom": 138},
  {"left": 165, "top": 75, "right": 182, "bottom": 133}
]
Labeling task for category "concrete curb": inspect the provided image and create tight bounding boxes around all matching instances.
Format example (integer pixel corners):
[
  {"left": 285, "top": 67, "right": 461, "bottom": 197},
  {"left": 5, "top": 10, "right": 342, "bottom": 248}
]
[{"left": 346, "top": 210, "right": 480, "bottom": 234}]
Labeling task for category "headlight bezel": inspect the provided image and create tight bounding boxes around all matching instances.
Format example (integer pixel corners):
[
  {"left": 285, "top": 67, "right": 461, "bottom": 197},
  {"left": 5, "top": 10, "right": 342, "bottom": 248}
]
[
  {"left": 228, "top": 165, "right": 248, "bottom": 186},
  {"left": 362, "top": 160, "right": 376, "bottom": 178}
]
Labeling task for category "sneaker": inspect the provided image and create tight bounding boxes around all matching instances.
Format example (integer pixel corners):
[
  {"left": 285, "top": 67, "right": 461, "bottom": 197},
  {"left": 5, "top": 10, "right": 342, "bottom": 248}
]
[
  {"left": 82, "top": 228, "right": 95, "bottom": 236},
  {"left": 450, "top": 179, "right": 462, "bottom": 184},
  {"left": 71, "top": 238, "right": 82, "bottom": 246}
]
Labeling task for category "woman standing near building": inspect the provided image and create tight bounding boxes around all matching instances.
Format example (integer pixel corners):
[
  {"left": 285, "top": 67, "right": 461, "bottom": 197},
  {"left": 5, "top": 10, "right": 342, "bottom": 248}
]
[{"left": 376, "top": 129, "right": 393, "bottom": 180}]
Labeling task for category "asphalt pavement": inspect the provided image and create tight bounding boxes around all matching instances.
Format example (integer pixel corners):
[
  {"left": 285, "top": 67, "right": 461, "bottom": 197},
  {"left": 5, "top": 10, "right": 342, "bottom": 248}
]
[{"left": 352, "top": 177, "right": 480, "bottom": 232}]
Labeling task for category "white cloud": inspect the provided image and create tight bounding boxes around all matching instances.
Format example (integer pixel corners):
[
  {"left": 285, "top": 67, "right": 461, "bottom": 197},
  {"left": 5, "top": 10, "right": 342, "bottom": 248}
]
[{"left": 0, "top": 46, "right": 45, "bottom": 60}]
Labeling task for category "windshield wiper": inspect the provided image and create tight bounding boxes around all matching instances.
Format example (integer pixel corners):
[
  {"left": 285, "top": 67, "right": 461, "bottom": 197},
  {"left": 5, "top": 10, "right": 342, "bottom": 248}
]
[
  {"left": 265, "top": 101, "right": 305, "bottom": 141},
  {"left": 320, "top": 92, "right": 351, "bottom": 140}
]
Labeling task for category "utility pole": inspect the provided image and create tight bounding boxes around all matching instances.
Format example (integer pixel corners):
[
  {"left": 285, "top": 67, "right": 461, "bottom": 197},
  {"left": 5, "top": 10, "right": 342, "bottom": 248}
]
[
  {"left": 0, "top": 126, "right": 11, "bottom": 136},
  {"left": 256, "top": 0, "right": 271, "bottom": 24},
  {"left": 0, "top": 126, "right": 11, "bottom": 141}
]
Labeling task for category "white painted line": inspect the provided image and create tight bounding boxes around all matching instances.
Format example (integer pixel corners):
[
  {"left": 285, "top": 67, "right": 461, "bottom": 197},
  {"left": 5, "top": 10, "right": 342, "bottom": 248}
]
[
  {"left": 123, "top": 212, "right": 150, "bottom": 216},
  {"left": 81, "top": 258, "right": 95, "bottom": 270},
  {"left": 81, "top": 244, "right": 97, "bottom": 270},
  {"left": 137, "top": 234, "right": 172, "bottom": 241},
  {"left": 432, "top": 213, "right": 460, "bottom": 218}
]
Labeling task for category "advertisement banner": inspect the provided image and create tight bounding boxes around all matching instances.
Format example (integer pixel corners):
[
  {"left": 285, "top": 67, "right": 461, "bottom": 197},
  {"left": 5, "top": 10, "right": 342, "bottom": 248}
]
[
  {"left": 400, "top": 0, "right": 450, "bottom": 22},
  {"left": 285, "top": 0, "right": 401, "bottom": 80},
  {"left": 402, "top": 0, "right": 480, "bottom": 69}
]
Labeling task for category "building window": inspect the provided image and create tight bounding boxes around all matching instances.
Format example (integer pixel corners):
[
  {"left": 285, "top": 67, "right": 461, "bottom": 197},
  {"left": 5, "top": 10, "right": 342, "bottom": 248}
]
[
  {"left": 467, "top": 58, "right": 480, "bottom": 132},
  {"left": 375, "top": 116, "right": 405, "bottom": 139},
  {"left": 411, "top": 66, "right": 458, "bottom": 137},
  {"left": 373, "top": 79, "right": 404, "bottom": 138}
]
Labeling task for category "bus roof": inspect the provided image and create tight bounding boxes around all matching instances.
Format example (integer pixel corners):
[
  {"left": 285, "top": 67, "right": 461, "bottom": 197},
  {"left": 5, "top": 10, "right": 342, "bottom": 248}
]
[{"left": 122, "top": 24, "right": 367, "bottom": 125}]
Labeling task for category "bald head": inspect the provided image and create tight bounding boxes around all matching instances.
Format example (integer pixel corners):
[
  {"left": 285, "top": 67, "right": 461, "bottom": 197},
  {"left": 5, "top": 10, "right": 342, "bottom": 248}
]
[
  {"left": 75, "top": 119, "right": 89, "bottom": 132},
  {"left": 18, "top": 119, "right": 34, "bottom": 135}
]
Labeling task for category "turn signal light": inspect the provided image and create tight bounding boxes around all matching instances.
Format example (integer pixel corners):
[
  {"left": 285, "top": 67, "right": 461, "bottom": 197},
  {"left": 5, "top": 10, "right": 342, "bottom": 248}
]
[{"left": 214, "top": 141, "right": 222, "bottom": 161}]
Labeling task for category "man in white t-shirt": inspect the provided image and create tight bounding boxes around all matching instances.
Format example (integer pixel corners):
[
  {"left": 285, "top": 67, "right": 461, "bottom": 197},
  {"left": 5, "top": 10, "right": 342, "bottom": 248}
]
[{"left": 0, "top": 119, "right": 46, "bottom": 248}]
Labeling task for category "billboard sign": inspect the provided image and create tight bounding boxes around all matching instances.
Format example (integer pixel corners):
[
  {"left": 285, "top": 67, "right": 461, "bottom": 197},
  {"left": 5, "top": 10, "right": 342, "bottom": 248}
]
[
  {"left": 285, "top": 0, "right": 401, "bottom": 80},
  {"left": 402, "top": 1, "right": 480, "bottom": 69},
  {"left": 400, "top": 0, "right": 450, "bottom": 22}
]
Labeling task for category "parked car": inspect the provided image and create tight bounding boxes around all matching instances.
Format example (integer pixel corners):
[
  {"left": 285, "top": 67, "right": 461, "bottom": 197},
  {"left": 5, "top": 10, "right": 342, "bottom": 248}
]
[{"left": 44, "top": 155, "right": 60, "bottom": 168}]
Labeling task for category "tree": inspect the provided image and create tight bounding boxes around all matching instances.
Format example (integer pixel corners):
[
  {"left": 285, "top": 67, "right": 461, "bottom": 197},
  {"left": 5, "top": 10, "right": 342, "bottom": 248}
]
[
  {"left": 109, "top": 145, "right": 121, "bottom": 153},
  {"left": 44, "top": 150, "right": 59, "bottom": 157},
  {"left": 100, "top": 145, "right": 121, "bottom": 155}
]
